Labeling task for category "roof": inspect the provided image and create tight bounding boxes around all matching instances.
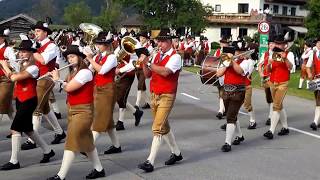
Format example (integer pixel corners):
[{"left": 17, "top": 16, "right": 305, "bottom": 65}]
[
  {"left": 288, "top": 26, "right": 308, "bottom": 33},
  {"left": 119, "top": 14, "right": 143, "bottom": 27},
  {"left": 0, "top": 13, "right": 37, "bottom": 25}
]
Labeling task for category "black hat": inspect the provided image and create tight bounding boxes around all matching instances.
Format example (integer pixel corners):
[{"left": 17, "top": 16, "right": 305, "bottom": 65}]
[
  {"left": 274, "top": 35, "right": 287, "bottom": 44},
  {"left": 273, "top": 47, "right": 284, "bottom": 52},
  {"left": 155, "top": 28, "right": 177, "bottom": 40},
  {"left": 94, "top": 31, "right": 113, "bottom": 44},
  {"left": 222, "top": 46, "right": 236, "bottom": 55},
  {"left": 32, "top": 21, "right": 52, "bottom": 35},
  {"left": 14, "top": 40, "right": 37, "bottom": 52},
  {"left": 139, "top": 31, "right": 149, "bottom": 39},
  {"left": 0, "top": 27, "right": 10, "bottom": 37},
  {"left": 62, "top": 45, "right": 86, "bottom": 59}
]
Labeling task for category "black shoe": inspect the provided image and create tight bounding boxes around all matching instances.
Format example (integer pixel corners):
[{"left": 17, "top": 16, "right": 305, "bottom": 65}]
[
  {"left": 265, "top": 118, "right": 271, "bottom": 126},
  {"left": 263, "top": 130, "right": 273, "bottom": 139},
  {"left": 6, "top": 133, "right": 12, "bottom": 139},
  {"left": 165, "top": 153, "right": 183, "bottom": 165},
  {"left": 220, "top": 123, "right": 227, "bottom": 131},
  {"left": 310, "top": 122, "right": 318, "bottom": 131},
  {"left": 232, "top": 136, "right": 245, "bottom": 145},
  {"left": 47, "top": 175, "right": 64, "bottom": 180},
  {"left": 1, "top": 162, "right": 20, "bottom": 170},
  {"left": 216, "top": 112, "right": 223, "bottom": 120},
  {"left": 247, "top": 122, "right": 257, "bottom": 129},
  {"left": 278, "top": 128, "right": 289, "bottom": 136},
  {"left": 104, "top": 145, "right": 122, "bottom": 154},
  {"left": 141, "top": 103, "right": 151, "bottom": 109},
  {"left": 80, "top": 152, "right": 88, "bottom": 157},
  {"left": 51, "top": 131, "right": 66, "bottom": 144},
  {"left": 21, "top": 140, "right": 37, "bottom": 150},
  {"left": 221, "top": 143, "right": 231, "bottom": 152},
  {"left": 116, "top": 121, "right": 125, "bottom": 131},
  {"left": 133, "top": 107, "right": 143, "bottom": 126},
  {"left": 138, "top": 160, "right": 154, "bottom": 172},
  {"left": 54, "top": 112, "right": 62, "bottom": 119},
  {"left": 86, "top": 169, "right": 105, "bottom": 179},
  {"left": 40, "top": 150, "right": 55, "bottom": 163}
]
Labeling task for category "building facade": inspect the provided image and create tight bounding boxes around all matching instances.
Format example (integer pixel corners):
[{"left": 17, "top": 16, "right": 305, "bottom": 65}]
[{"left": 201, "top": 0, "right": 308, "bottom": 43}]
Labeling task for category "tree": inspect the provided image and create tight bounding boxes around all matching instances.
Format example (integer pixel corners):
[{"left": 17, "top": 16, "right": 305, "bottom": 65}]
[
  {"left": 63, "top": 1, "right": 92, "bottom": 27},
  {"left": 305, "top": 0, "right": 320, "bottom": 38},
  {"left": 31, "top": 0, "right": 57, "bottom": 22}
]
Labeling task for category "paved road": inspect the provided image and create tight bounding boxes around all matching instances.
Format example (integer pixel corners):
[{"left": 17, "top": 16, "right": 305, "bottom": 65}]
[{"left": 0, "top": 71, "right": 319, "bottom": 180}]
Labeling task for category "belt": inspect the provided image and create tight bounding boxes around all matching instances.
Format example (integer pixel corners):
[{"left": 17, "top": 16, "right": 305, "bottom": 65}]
[{"left": 223, "top": 84, "right": 245, "bottom": 92}]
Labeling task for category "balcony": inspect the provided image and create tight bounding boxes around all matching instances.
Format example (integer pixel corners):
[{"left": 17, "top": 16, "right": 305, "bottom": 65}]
[
  {"left": 265, "top": 0, "right": 307, "bottom": 5},
  {"left": 206, "top": 13, "right": 305, "bottom": 26}
]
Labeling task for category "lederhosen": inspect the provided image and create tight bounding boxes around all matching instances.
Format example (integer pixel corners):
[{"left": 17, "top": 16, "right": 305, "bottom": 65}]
[
  {"left": 300, "top": 49, "right": 310, "bottom": 79},
  {"left": 92, "top": 54, "right": 116, "bottom": 132},
  {"left": 269, "top": 52, "right": 290, "bottom": 111},
  {"left": 34, "top": 41, "right": 56, "bottom": 115},
  {"left": 184, "top": 41, "right": 193, "bottom": 60},
  {"left": 135, "top": 43, "right": 150, "bottom": 91},
  {"left": 150, "top": 50, "right": 180, "bottom": 135},
  {"left": 223, "top": 59, "right": 246, "bottom": 124},
  {"left": 0, "top": 46, "right": 14, "bottom": 114},
  {"left": 11, "top": 65, "right": 38, "bottom": 133},
  {"left": 262, "top": 51, "right": 273, "bottom": 104},
  {"left": 243, "top": 75, "right": 253, "bottom": 112},
  {"left": 116, "top": 55, "right": 135, "bottom": 108},
  {"left": 311, "top": 52, "right": 320, "bottom": 106},
  {"left": 65, "top": 70, "right": 95, "bottom": 152}
]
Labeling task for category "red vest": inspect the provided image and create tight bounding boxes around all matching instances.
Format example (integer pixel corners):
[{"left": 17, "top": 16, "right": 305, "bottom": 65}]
[
  {"left": 67, "top": 70, "right": 94, "bottom": 106},
  {"left": 204, "top": 41, "right": 209, "bottom": 53},
  {"left": 313, "top": 52, "right": 320, "bottom": 77},
  {"left": 36, "top": 41, "right": 56, "bottom": 76},
  {"left": 94, "top": 54, "right": 115, "bottom": 86},
  {"left": 263, "top": 51, "right": 270, "bottom": 77},
  {"left": 0, "top": 47, "right": 7, "bottom": 76},
  {"left": 150, "top": 50, "right": 180, "bottom": 94},
  {"left": 14, "top": 74, "right": 37, "bottom": 102},
  {"left": 180, "top": 42, "right": 185, "bottom": 50},
  {"left": 270, "top": 52, "right": 290, "bottom": 83},
  {"left": 224, "top": 59, "right": 246, "bottom": 85},
  {"left": 186, "top": 41, "right": 193, "bottom": 53},
  {"left": 214, "top": 48, "right": 221, "bottom": 58}
]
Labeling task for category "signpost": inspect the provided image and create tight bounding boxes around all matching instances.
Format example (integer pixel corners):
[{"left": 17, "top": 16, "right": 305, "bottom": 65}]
[{"left": 258, "top": 21, "right": 270, "bottom": 58}]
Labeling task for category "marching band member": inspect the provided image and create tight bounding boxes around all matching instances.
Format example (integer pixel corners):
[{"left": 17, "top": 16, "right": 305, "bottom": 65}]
[
  {"left": 114, "top": 36, "right": 144, "bottom": 131},
  {"left": 216, "top": 46, "right": 250, "bottom": 152},
  {"left": 263, "top": 35, "right": 293, "bottom": 139},
  {"left": 138, "top": 28, "right": 183, "bottom": 172},
  {"left": 307, "top": 37, "right": 320, "bottom": 131},
  {"left": 48, "top": 45, "right": 105, "bottom": 180},
  {"left": 84, "top": 31, "right": 122, "bottom": 154},
  {"left": 299, "top": 40, "right": 313, "bottom": 89},
  {"left": 136, "top": 31, "right": 153, "bottom": 109},
  {"left": 0, "top": 27, "right": 17, "bottom": 124},
  {"left": 1, "top": 39, "right": 55, "bottom": 171},
  {"left": 21, "top": 21, "right": 66, "bottom": 150},
  {"left": 184, "top": 35, "right": 194, "bottom": 66},
  {"left": 258, "top": 39, "right": 275, "bottom": 126}
]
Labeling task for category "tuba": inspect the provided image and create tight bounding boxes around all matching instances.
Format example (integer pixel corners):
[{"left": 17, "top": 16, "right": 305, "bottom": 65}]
[
  {"left": 117, "top": 36, "right": 142, "bottom": 68},
  {"left": 79, "top": 23, "right": 103, "bottom": 53}
]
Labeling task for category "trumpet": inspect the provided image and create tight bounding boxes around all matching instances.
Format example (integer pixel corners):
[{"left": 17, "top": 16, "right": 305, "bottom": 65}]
[{"left": 37, "top": 63, "right": 75, "bottom": 80}]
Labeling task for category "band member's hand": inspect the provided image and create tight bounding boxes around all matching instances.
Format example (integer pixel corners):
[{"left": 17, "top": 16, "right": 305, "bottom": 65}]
[
  {"left": 83, "top": 46, "right": 94, "bottom": 61},
  {"left": 115, "top": 68, "right": 120, "bottom": 75},
  {"left": 50, "top": 69, "right": 60, "bottom": 81},
  {"left": 139, "top": 54, "right": 148, "bottom": 64}
]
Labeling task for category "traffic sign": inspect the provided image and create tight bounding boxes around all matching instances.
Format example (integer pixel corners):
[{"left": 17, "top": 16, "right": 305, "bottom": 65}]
[{"left": 258, "top": 21, "right": 270, "bottom": 34}]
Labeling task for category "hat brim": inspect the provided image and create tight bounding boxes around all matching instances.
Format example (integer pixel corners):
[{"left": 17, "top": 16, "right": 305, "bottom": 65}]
[
  {"left": 274, "top": 40, "right": 287, "bottom": 44},
  {"left": 14, "top": 47, "right": 37, "bottom": 53},
  {"left": 156, "top": 35, "right": 176, "bottom": 40},
  {"left": 62, "top": 50, "right": 86, "bottom": 59},
  {"left": 93, "top": 39, "right": 113, "bottom": 44},
  {"left": 32, "top": 25, "right": 52, "bottom": 35}
]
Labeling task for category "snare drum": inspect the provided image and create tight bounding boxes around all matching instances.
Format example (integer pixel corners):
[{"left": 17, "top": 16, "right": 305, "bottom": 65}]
[{"left": 308, "top": 78, "right": 320, "bottom": 91}]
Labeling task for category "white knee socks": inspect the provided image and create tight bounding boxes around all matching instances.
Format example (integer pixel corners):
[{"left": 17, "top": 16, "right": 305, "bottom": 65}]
[
  {"left": 28, "top": 115, "right": 42, "bottom": 143},
  {"left": 10, "top": 133, "right": 21, "bottom": 164},
  {"left": 280, "top": 109, "right": 288, "bottom": 128},
  {"left": 248, "top": 111, "right": 256, "bottom": 123},
  {"left": 234, "top": 121, "right": 243, "bottom": 137},
  {"left": 147, "top": 135, "right": 162, "bottom": 165},
  {"left": 28, "top": 131, "right": 50, "bottom": 154},
  {"left": 51, "top": 102, "right": 61, "bottom": 114},
  {"left": 92, "top": 131, "right": 100, "bottom": 144},
  {"left": 299, "top": 78, "right": 304, "bottom": 89},
  {"left": 313, "top": 106, "right": 320, "bottom": 125},
  {"left": 44, "top": 110, "right": 63, "bottom": 135},
  {"left": 57, "top": 150, "right": 76, "bottom": 179},
  {"left": 268, "top": 103, "right": 273, "bottom": 119},
  {"left": 218, "top": 98, "right": 225, "bottom": 113},
  {"left": 126, "top": 103, "right": 136, "bottom": 113},
  {"left": 225, "top": 124, "right": 235, "bottom": 145},
  {"left": 269, "top": 111, "right": 281, "bottom": 134},
  {"left": 118, "top": 108, "right": 126, "bottom": 122},
  {"left": 163, "top": 131, "right": 181, "bottom": 155},
  {"left": 136, "top": 90, "right": 142, "bottom": 107},
  {"left": 107, "top": 128, "right": 120, "bottom": 148},
  {"left": 87, "top": 148, "right": 103, "bottom": 172}
]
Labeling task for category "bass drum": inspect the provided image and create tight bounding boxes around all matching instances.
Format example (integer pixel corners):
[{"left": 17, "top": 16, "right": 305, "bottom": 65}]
[{"left": 199, "top": 56, "right": 220, "bottom": 86}]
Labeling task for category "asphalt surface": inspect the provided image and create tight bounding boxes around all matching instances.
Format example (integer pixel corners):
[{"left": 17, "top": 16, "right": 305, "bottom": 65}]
[{"left": 0, "top": 70, "right": 320, "bottom": 180}]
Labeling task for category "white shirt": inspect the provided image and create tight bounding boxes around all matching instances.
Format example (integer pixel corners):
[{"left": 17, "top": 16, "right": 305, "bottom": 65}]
[
  {"left": 25, "top": 65, "right": 39, "bottom": 78},
  {"left": 306, "top": 48, "right": 320, "bottom": 68},
  {"left": 0, "top": 43, "right": 17, "bottom": 72},
  {"left": 258, "top": 50, "right": 273, "bottom": 65},
  {"left": 243, "top": 58, "right": 255, "bottom": 76},
  {"left": 287, "top": 51, "right": 295, "bottom": 73},
  {"left": 90, "top": 52, "right": 117, "bottom": 75},
  {"left": 74, "top": 69, "right": 93, "bottom": 85},
  {"left": 301, "top": 48, "right": 313, "bottom": 60},
  {"left": 184, "top": 41, "right": 194, "bottom": 49},
  {"left": 151, "top": 48, "right": 182, "bottom": 73},
  {"left": 39, "top": 38, "right": 59, "bottom": 64}
]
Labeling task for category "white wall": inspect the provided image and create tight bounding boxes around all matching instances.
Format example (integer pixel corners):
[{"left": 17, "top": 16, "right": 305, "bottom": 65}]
[{"left": 201, "top": 0, "right": 261, "bottom": 14}]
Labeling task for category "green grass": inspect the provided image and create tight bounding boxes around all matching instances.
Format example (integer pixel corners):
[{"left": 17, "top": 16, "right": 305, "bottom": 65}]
[{"left": 183, "top": 66, "right": 314, "bottom": 100}]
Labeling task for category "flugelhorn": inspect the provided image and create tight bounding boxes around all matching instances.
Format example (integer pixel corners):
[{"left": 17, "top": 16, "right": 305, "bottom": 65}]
[
  {"left": 219, "top": 49, "right": 255, "bottom": 67},
  {"left": 117, "top": 36, "right": 144, "bottom": 68},
  {"left": 79, "top": 23, "right": 103, "bottom": 54},
  {"left": 37, "top": 63, "right": 75, "bottom": 80}
]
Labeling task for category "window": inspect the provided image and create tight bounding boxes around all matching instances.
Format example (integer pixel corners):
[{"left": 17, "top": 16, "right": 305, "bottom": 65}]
[
  {"left": 291, "top": 7, "right": 296, "bottom": 16},
  {"left": 239, "top": 28, "right": 248, "bottom": 38},
  {"left": 263, "top": 4, "right": 269, "bottom": 10},
  {"left": 215, "top": 4, "right": 221, "bottom": 12},
  {"left": 282, "top": 6, "right": 288, "bottom": 15},
  {"left": 273, "top": 5, "right": 279, "bottom": 14},
  {"left": 238, "top": 3, "right": 249, "bottom": 14},
  {"left": 221, "top": 28, "right": 231, "bottom": 39}
]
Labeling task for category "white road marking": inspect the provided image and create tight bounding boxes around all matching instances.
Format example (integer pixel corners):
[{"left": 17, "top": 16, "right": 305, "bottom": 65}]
[
  {"left": 288, "top": 127, "right": 320, "bottom": 139},
  {"left": 181, "top": 93, "right": 200, "bottom": 100}
]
